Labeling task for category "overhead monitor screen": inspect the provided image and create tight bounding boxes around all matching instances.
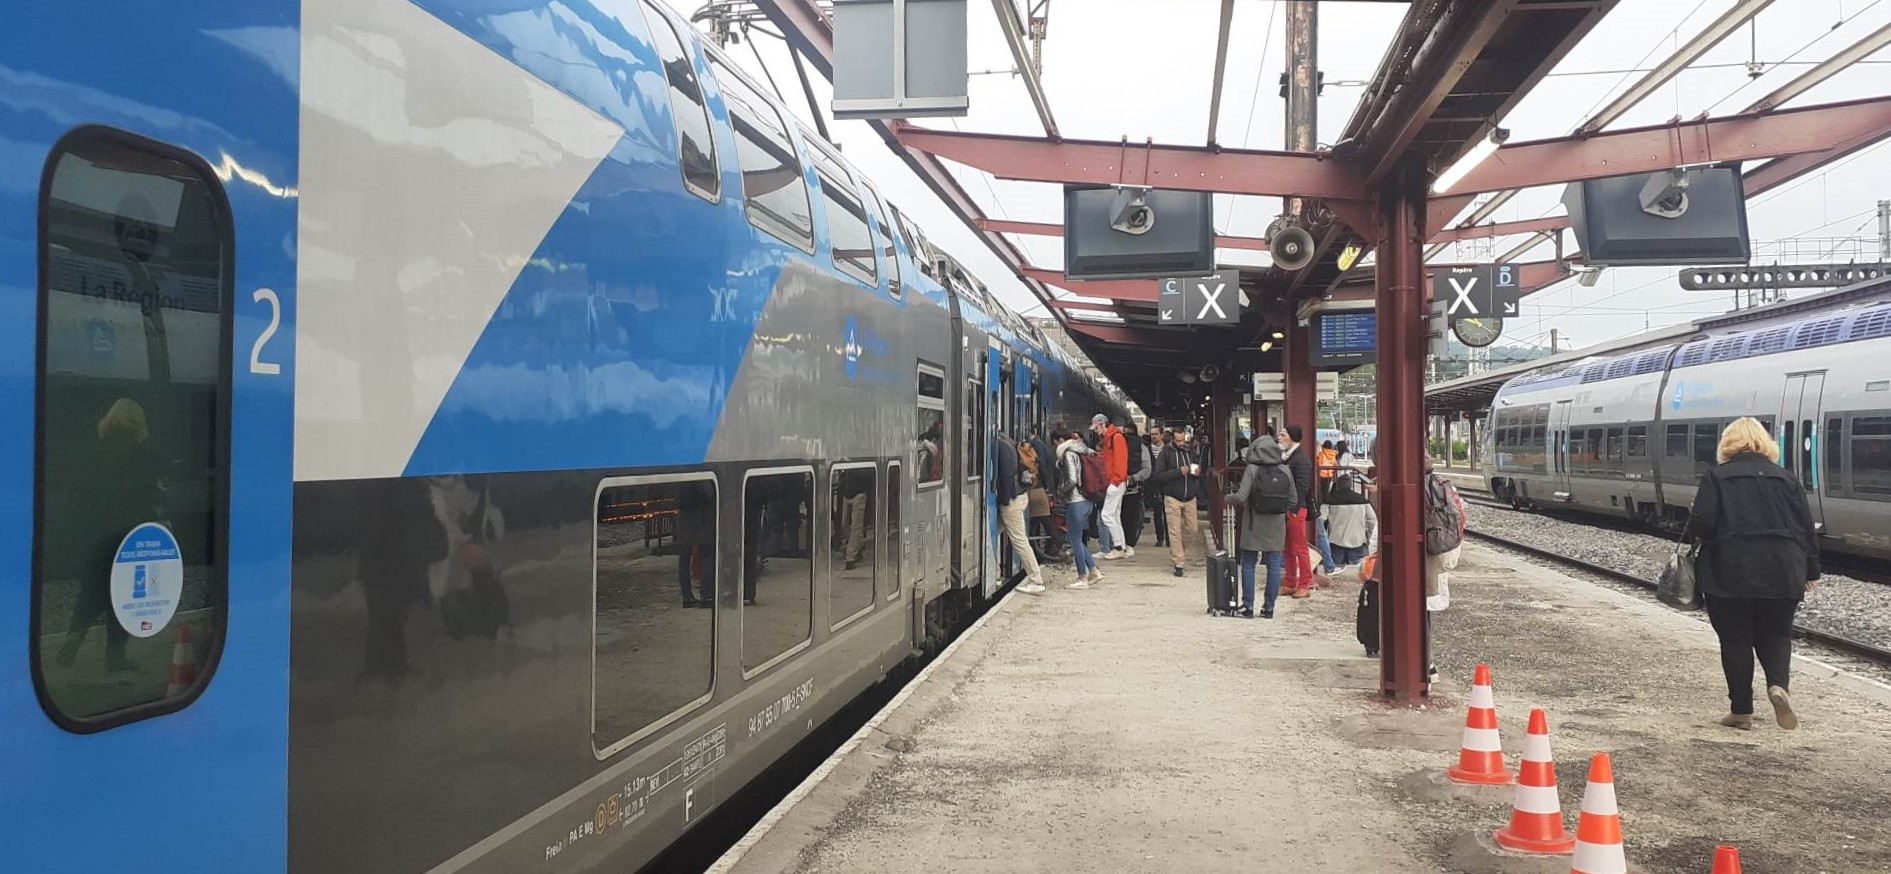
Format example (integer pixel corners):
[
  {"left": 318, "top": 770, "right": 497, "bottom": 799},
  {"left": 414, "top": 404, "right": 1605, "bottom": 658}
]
[{"left": 1312, "top": 311, "right": 1376, "bottom": 367}]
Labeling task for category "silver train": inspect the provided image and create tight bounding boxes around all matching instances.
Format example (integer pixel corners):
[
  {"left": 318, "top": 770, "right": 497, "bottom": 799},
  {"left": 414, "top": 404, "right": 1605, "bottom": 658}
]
[{"left": 1483, "top": 286, "right": 1891, "bottom": 560}]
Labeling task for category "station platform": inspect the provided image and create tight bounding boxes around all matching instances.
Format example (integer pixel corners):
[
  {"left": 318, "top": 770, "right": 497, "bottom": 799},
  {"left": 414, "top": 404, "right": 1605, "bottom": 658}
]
[{"left": 713, "top": 541, "right": 1891, "bottom": 874}]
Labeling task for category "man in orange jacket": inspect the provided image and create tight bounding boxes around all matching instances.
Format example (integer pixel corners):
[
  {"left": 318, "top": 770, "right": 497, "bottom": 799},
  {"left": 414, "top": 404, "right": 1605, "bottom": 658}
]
[{"left": 1092, "top": 414, "right": 1132, "bottom": 559}]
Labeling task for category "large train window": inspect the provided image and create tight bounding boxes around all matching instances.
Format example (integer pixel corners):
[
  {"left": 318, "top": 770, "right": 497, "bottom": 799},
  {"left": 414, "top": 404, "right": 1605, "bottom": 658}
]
[
  {"left": 1665, "top": 423, "right": 1689, "bottom": 461},
  {"left": 917, "top": 363, "right": 946, "bottom": 487},
  {"left": 32, "top": 130, "right": 233, "bottom": 732},
  {"left": 742, "top": 468, "right": 814, "bottom": 676},
  {"left": 640, "top": 0, "right": 719, "bottom": 201},
  {"left": 591, "top": 474, "right": 717, "bottom": 758},
  {"left": 1626, "top": 426, "right": 1647, "bottom": 459},
  {"left": 810, "top": 155, "right": 877, "bottom": 286},
  {"left": 1826, "top": 416, "right": 1844, "bottom": 496},
  {"left": 866, "top": 189, "right": 901, "bottom": 299},
  {"left": 829, "top": 464, "right": 876, "bottom": 628},
  {"left": 1604, "top": 427, "right": 1623, "bottom": 470},
  {"left": 711, "top": 58, "right": 814, "bottom": 250},
  {"left": 885, "top": 462, "right": 903, "bottom": 601},
  {"left": 1850, "top": 416, "right": 1891, "bottom": 497},
  {"left": 1692, "top": 422, "right": 1719, "bottom": 475}
]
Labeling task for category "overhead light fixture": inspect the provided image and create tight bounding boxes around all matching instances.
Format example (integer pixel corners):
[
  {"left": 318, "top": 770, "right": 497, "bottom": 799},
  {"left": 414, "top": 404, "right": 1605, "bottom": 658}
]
[
  {"left": 1271, "top": 330, "right": 1285, "bottom": 340},
  {"left": 1432, "top": 126, "right": 1510, "bottom": 195},
  {"left": 1336, "top": 243, "right": 1363, "bottom": 272},
  {"left": 1260, "top": 340, "right": 1274, "bottom": 352},
  {"left": 1069, "top": 310, "right": 1126, "bottom": 323}
]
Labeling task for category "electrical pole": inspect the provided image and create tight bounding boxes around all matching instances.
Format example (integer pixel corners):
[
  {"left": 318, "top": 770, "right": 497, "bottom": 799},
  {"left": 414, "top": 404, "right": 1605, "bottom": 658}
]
[
  {"left": 1879, "top": 200, "right": 1890, "bottom": 261},
  {"left": 1550, "top": 328, "right": 1559, "bottom": 354}
]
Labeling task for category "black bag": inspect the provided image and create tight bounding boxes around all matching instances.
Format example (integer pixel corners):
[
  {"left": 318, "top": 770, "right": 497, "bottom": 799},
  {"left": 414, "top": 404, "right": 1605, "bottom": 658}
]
[
  {"left": 1356, "top": 579, "right": 1380, "bottom": 657},
  {"left": 1422, "top": 474, "right": 1464, "bottom": 557},
  {"left": 1326, "top": 470, "right": 1368, "bottom": 505},
  {"left": 1205, "top": 551, "right": 1239, "bottom": 616},
  {"left": 1248, "top": 463, "right": 1295, "bottom": 515},
  {"left": 1656, "top": 541, "right": 1703, "bottom": 610}
]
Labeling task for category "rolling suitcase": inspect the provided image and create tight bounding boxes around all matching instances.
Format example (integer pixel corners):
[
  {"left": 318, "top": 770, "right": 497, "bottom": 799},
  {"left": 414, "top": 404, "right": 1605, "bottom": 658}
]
[
  {"left": 1356, "top": 579, "right": 1380, "bottom": 657},
  {"left": 1205, "top": 551, "right": 1239, "bottom": 616}
]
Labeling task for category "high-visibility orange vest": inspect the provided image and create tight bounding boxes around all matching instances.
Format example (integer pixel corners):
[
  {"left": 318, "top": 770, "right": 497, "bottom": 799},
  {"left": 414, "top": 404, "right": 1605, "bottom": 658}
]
[{"left": 1317, "top": 447, "right": 1338, "bottom": 480}]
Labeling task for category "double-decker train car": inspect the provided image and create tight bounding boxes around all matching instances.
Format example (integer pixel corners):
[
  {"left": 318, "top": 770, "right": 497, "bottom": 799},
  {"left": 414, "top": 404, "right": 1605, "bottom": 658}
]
[
  {"left": 1484, "top": 279, "right": 1891, "bottom": 560},
  {"left": 0, "top": 2, "right": 1125, "bottom": 872}
]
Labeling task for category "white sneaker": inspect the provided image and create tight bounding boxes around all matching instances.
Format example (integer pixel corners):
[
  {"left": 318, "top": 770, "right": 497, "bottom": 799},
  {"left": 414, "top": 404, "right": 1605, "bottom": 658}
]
[
  {"left": 1087, "top": 570, "right": 1105, "bottom": 584},
  {"left": 1100, "top": 550, "right": 1122, "bottom": 560},
  {"left": 1018, "top": 582, "right": 1047, "bottom": 595},
  {"left": 1123, "top": 546, "right": 1136, "bottom": 557},
  {"left": 1065, "top": 579, "right": 1092, "bottom": 590}
]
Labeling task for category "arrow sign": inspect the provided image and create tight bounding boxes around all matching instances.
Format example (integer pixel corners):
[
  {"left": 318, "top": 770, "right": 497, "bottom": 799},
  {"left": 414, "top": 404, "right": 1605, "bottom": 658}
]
[
  {"left": 1157, "top": 269, "right": 1241, "bottom": 324},
  {"left": 1492, "top": 262, "right": 1522, "bottom": 317}
]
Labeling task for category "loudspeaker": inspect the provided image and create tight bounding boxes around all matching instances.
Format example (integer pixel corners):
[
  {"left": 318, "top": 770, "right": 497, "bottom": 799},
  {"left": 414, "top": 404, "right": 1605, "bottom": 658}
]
[
  {"left": 1270, "top": 226, "right": 1316, "bottom": 270},
  {"left": 1199, "top": 364, "right": 1220, "bottom": 384}
]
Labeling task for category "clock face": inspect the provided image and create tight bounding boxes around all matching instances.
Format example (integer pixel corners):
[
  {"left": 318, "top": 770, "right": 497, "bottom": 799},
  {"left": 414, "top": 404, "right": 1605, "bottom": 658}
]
[{"left": 1453, "top": 317, "right": 1503, "bottom": 348}]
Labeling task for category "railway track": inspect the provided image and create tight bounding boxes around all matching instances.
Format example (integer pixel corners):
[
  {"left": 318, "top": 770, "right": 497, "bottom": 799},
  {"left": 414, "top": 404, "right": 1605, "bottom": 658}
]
[{"left": 1463, "top": 526, "right": 1891, "bottom": 666}]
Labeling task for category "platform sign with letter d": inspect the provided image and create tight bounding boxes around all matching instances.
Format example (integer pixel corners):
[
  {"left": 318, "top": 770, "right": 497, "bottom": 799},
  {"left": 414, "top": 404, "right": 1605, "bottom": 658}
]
[{"left": 1157, "top": 269, "right": 1241, "bottom": 325}]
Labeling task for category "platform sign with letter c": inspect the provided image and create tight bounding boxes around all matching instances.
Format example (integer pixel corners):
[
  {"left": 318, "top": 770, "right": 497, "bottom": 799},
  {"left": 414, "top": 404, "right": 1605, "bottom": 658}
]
[{"left": 1157, "top": 269, "right": 1241, "bottom": 325}]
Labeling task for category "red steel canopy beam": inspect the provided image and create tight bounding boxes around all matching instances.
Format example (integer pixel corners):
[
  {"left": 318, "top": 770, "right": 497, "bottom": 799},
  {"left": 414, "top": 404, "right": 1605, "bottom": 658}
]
[
  {"left": 1347, "top": 0, "right": 1523, "bottom": 186},
  {"left": 1064, "top": 322, "right": 1189, "bottom": 347},
  {"left": 1021, "top": 267, "right": 1160, "bottom": 303},
  {"left": 977, "top": 218, "right": 1271, "bottom": 252},
  {"left": 1452, "top": 95, "right": 1891, "bottom": 196},
  {"left": 1045, "top": 299, "right": 1127, "bottom": 313},
  {"left": 1428, "top": 215, "right": 1571, "bottom": 245},
  {"left": 892, "top": 125, "right": 1366, "bottom": 201}
]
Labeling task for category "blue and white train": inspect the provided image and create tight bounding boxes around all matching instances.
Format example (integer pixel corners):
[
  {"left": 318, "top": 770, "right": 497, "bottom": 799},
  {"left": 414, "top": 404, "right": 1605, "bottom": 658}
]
[{"left": 1, "top": 2, "right": 1127, "bottom": 871}]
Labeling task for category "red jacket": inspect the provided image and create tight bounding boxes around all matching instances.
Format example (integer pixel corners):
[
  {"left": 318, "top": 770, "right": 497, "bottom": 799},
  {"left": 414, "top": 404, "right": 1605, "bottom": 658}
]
[{"left": 1101, "top": 426, "right": 1129, "bottom": 486}]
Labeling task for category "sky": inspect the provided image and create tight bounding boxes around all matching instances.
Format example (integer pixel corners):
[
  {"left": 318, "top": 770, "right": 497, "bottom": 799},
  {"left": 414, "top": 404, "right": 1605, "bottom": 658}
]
[{"left": 678, "top": 0, "right": 1891, "bottom": 356}]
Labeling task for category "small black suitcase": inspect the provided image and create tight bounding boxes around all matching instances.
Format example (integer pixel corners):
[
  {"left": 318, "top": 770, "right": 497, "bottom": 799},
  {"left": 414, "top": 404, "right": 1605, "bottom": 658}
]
[
  {"left": 1205, "top": 551, "right": 1239, "bottom": 616},
  {"left": 1356, "top": 580, "right": 1380, "bottom": 656}
]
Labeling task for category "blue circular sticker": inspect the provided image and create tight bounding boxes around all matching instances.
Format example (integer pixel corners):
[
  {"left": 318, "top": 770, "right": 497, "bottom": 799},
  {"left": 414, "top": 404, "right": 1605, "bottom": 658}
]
[{"left": 110, "top": 522, "right": 183, "bottom": 638}]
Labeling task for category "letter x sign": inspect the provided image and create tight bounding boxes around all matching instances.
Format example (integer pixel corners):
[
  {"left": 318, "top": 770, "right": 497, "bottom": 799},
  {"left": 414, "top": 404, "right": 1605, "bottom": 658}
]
[
  {"left": 1157, "top": 269, "right": 1241, "bottom": 325},
  {"left": 1430, "top": 264, "right": 1514, "bottom": 325}
]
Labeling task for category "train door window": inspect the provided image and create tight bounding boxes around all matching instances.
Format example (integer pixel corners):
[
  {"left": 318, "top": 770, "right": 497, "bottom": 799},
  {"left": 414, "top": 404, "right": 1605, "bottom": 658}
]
[
  {"left": 1826, "top": 417, "right": 1843, "bottom": 496},
  {"left": 809, "top": 149, "right": 876, "bottom": 286},
  {"left": 917, "top": 363, "right": 946, "bottom": 486},
  {"left": 1626, "top": 425, "right": 1647, "bottom": 459},
  {"left": 829, "top": 464, "right": 877, "bottom": 628},
  {"left": 1530, "top": 426, "right": 1547, "bottom": 474},
  {"left": 710, "top": 57, "right": 814, "bottom": 250},
  {"left": 885, "top": 462, "right": 903, "bottom": 601},
  {"left": 1781, "top": 421, "right": 1797, "bottom": 478},
  {"left": 591, "top": 475, "right": 717, "bottom": 757},
  {"left": 866, "top": 188, "right": 901, "bottom": 298},
  {"left": 741, "top": 469, "right": 814, "bottom": 675},
  {"left": 640, "top": 0, "right": 719, "bottom": 200},
  {"left": 966, "top": 368, "right": 985, "bottom": 481},
  {"left": 1693, "top": 422, "right": 1720, "bottom": 475},
  {"left": 1849, "top": 416, "right": 1891, "bottom": 497},
  {"left": 33, "top": 131, "right": 233, "bottom": 730}
]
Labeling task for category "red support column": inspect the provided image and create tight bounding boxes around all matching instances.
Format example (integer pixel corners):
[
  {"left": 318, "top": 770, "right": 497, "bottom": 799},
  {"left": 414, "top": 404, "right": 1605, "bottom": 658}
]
[
  {"left": 1376, "top": 158, "right": 1430, "bottom": 702},
  {"left": 1285, "top": 322, "right": 1317, "bottom": 449}
]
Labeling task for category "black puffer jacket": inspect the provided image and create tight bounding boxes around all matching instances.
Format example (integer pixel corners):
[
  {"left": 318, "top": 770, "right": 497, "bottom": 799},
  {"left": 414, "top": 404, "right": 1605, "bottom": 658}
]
[
  {"left": 1283, "top": 443, "right": 1314, "bottom": 513},
  {"left": 1688, "top": 452, "right": 1821, "bottom": 600}
]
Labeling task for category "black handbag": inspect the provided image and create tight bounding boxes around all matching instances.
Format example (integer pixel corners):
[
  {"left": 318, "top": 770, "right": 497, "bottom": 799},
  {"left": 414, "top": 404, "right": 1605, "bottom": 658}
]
[{"left": 1656, "top": 539, "right": 1703, "bottom": 610}]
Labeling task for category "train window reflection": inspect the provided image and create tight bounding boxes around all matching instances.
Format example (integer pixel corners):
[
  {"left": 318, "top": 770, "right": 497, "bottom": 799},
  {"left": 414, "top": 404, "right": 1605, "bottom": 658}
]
[
  {"left": 1665, "top": 424, "right": 1689, "bottom": 460},
  {"left": 592, "top": 475, "right": 717, "bottom": 757},
  {"left": 917, "top": 364, "right": 946, "bottom": 486},
  {"left": 640, "top": 0, "right": 719, "bottom": 200},
  {"left": 886, "top": 463, "right": 903, "bottom": 601},
  {"left": 33, "top": 130, "right": 233, "bottom": 730},
  {"left": 829, "top": 465, "right": 876, "bottom": 626},
  {"left": 743, "top": 470, "right": 814, "bottom": 674},
  {"left": 1850, "top": 416, "right": 1891, "bottom": 496},
  {"left": 1693, "top": 422, "right": 1719, "bottom": 475},
  {"left": 711, "top": 58, "right": 813, "bottom": 249},
  {"left": 1827, "top": 417, "right": 1843, "bottom": 496}
]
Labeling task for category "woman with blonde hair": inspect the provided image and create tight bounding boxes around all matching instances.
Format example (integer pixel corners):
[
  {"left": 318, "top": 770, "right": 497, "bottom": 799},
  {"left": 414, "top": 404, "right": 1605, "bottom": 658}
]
[{"left": 1687, "top": 416, "right": 1820, "bottom": 730}]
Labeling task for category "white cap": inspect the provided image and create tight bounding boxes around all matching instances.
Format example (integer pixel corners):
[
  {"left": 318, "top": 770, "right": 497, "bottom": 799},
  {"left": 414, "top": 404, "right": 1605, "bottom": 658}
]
[{"left": 1092, "top": 414, "right": 1108, "bottom": 427}]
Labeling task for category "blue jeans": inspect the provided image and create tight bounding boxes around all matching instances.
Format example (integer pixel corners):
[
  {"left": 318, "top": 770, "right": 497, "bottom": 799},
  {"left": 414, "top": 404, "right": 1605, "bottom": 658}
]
[
  {"left": 1239, "top": 549, "right": 1285, "bottom": 613},
  {"left": 1066, "top": 500, "right": 1097, "bottom": 576},
  {"left": 1331, "top": 543, "right": 1369, "bottom": 566},
  {"left": 1313, "top": 515, "right": 1337, "bottom": 572}
]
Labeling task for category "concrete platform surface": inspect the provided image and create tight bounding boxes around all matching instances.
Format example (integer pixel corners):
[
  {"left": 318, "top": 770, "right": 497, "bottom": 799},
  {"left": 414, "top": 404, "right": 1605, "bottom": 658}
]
[{"left": 715, "top": 539, "right": 1891, "bottom": 874}]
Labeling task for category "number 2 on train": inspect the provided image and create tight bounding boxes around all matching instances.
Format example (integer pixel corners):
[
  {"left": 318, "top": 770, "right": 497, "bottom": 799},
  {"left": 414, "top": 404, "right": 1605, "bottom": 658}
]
[{"left": 251, "top": 287, "right": 282, "bottom": 375}]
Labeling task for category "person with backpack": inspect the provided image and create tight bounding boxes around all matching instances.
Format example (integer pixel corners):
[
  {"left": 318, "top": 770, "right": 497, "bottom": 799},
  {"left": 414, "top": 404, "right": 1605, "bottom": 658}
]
[
  {"left": 1323, "top": 468, "right": 1375, "bottom": 572},
  {"left": 1149, "top": 427, "right": 1205, "bottom": 577},
  {"left": 1148, "top": 428, "right": 1171, "bottom": 549},
  {"left": 1024, "top": 425, "right": 1060, "bottom": 561},
  {"left": 1229, "top": 433, "right": 1294, "bottom": 618},
  {"left": 1092, "top": 414, "right": 1132, "bottom": 560},
  {"left": 1422, "top": 458, "right": 1467, "bottom": 613},
  {"left": 994, "top": 432, "right": 1045, "bottom": 594},
  {"left": 1053, "top": 421, "right": 1103, "bottom": 589}
]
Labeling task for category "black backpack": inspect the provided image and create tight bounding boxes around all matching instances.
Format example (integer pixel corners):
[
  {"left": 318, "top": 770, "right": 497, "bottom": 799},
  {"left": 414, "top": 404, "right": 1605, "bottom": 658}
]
[
  {"left": 1326, "top": 470, "right": 1368, "bottom": 505},
  {"left": 1246, "top": 463, "right": 1296, "bottom": 515},
  {"left": 1422, "top": 474, "right": 1464, "bottom": 556}
]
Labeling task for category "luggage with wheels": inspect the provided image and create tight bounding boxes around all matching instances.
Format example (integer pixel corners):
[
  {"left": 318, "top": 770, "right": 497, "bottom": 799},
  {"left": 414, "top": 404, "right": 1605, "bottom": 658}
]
[
  {"left": 1205, "top": 551, "right": 1239, "bottom": 616},
  {"left": 1356, "top": 579, "right": 1380, "bottom": 656}
]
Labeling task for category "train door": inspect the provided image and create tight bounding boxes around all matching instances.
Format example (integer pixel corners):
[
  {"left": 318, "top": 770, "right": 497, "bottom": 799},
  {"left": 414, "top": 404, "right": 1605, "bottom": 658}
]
[
  {"left": 1548, "top": 400, "right": 1573, "bottom": 499},
  {"left": 962, "top": 347, "right": 986, "bottom": 592},
  {"left": 986, "top": 347, "right": 1009, "bottom": 593},
  {"left": 1779, "top": 372, "right": 1827, "bottom": 528}
]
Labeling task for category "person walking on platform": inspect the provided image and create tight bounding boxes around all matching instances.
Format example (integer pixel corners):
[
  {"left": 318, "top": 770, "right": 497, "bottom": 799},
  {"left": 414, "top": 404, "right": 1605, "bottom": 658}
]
[
  {"left": 1278, "top": 426, "right": 1319, "bottom": 597},
  {"left": 994, "top": 432, "right": 1045, "bottom": 595},
  {"left": 1230, "top": 436, "right": 1293, "bottom": 618},
  {"left": 1687, "top": 416, "right": 1819, "bottom": 730},
  {"left": 1149, "top": 429, "right": 1171, "bottom": 549},
  {"left": 1093, "top": 414, "right": 1131, "bottom": 560},
  {"left": 1024, "top": 426, "right": 1060, "bottom": 561},
  {"left": 1053, "top": 422, "right": 1103, "bottom": 589},
  {"left": 1324, "top": 467, "right": 1375, "bottom": 572},
  {"left": 1150, "top": 428, "right": 1204, "bottom": 577},
  {"left": 1121, "top": 423, "right": 1152, "bottom": 550}
]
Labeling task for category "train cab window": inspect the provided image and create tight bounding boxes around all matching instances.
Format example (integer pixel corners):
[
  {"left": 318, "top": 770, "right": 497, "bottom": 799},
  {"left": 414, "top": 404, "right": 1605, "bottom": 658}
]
[
  {"left": 591, "top": 475, "right": 717, "bottom": 756},
  {"left": 710, "top": 58, "right": 814, "bottom": 249},
  {"left": 33, "top": 131, "right": 233, "bottom": 730},
  {"left": 829, "top": 465, "right": 876, "bottom": 626},
  {"left": 1826, "top": 417, "right": 1844, "bottom": 496},
  {"left": 1692, "top": 422, "right": 1720, "bottom": 474},
  {"left": 917, "top": 364, "right": 946, "bottom": 486},
  {"left": 639, "top": 0, "right": 719, "bottom": 200},
  {"left": 1850, "top": 416, "right": 1891, "bottom": 497},
  {"left": 742, "top": 470, "right": 814, "bottom": 675},
  {"left": 885, "top": 463, "right": 903, "bottom": 601},
  {"left": 1626, "top": 425, "right": 1647, "bottom": 459},
  {"left": 811, "top": 155, "right": 877, "bottom": 285}
]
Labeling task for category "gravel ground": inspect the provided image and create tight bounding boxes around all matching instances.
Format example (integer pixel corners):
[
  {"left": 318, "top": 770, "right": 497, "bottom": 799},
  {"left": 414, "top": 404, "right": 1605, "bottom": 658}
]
[{"left": 1465, "top": 500, "right": 1891, "bottom": 683}]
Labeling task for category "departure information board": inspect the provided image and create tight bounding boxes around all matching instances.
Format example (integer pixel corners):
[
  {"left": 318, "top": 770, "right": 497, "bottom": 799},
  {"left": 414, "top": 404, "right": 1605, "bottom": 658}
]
[{"left": 1312, "top": 311, "right": 1376, "bottom": 367}]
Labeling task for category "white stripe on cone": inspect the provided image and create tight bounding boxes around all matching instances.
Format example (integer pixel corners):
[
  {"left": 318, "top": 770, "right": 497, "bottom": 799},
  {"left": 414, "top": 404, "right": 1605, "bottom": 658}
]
[
  {"left": 1470, "top": 684, "right": 1494, "bottom": 708},
  {"left": 1461, "top": 726, "right": 1502, "bottom": 752},
  {"left": 1579, "top": 781, "right": 1618, "bottom": 816},
  {"left": 1523, "top": 733, "right": 1552, "bottom": 762},
  {"left": 1512, "top": 783, "right": 1562, "bottom": 815},
  {"left": 1571, "top": 839, "right": 1627, "bottom": 874}
]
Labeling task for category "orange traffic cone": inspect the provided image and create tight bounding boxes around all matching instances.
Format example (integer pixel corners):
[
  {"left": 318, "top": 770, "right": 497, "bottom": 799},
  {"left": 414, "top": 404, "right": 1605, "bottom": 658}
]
[
  {"left": 1448, "top": 664, "right": 1515, "bottom": 785},
  {"left": 1711, "top": 846, "right": 1742, "bottom": 874},
  {"left": 1570, "top": 753, "right": 1627, "bottom": 874},
  {"left": 1495, "top": 709, "right": 1575, "bottom": 854},
  {"left": 165, "top": 625, "right": 197, "bottom": 697}
]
